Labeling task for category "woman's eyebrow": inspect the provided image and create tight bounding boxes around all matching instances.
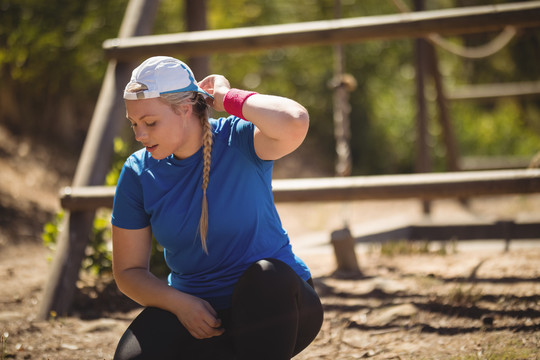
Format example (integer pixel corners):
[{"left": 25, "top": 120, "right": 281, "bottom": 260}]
[{"left": 126, "top": 114, "right": 156, "bottom": 122}]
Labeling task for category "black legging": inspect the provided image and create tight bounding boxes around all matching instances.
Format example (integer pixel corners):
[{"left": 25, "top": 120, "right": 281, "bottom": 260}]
[{"left": 113, "top": 258, "right": 324, "bottom": 360}]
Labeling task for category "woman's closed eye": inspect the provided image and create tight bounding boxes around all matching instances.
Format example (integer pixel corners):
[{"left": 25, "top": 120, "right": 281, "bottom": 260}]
[{"left": 128, "top": 121, "right": 156, "bottom": 128}]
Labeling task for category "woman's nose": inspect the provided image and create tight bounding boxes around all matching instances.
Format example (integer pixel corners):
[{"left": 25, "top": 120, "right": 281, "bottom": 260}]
[{"left": 134, "top": 127, "right": 147, "bottom": 142}]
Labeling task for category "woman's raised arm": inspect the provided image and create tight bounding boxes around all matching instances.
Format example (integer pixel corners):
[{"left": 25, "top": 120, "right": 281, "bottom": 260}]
[{"left": 199, "top": 75, "right": 309, "bottom": 161}]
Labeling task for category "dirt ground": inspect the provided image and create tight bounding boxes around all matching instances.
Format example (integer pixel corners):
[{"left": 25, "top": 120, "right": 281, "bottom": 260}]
[{"left": 1, "top": 125, "right": 539, "bottom": 359}]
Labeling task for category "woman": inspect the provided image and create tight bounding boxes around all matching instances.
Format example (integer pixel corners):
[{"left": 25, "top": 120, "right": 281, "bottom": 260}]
[{"left": 112, "top": 56, "right": 323, "bottom": 360}]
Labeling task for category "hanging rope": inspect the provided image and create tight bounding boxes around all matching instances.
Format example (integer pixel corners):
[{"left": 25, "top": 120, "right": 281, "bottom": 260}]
[{"left": 390, "top": 0, "right": 517, "bottom": 59}]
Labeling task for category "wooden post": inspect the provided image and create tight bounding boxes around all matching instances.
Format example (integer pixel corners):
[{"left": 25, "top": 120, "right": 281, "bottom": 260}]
[
  {"left": 38, "top": 0, "right": 160, "bottom": 319},
  {"left": 413, "top": 0, "right": 432, "bottom": 215},
  {"left": 331, "top": 228, "right": 361, "bottom": 274},
  {"left": 185, "top": 0, "right": 209, "bottom": 79},
  {"left": 330, "top": 0, "right": 358, "bottom": 274}
]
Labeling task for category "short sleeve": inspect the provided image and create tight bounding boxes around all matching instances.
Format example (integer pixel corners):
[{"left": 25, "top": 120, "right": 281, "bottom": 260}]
[
  {"left": 111, "top": 158, "right": 150, "bottom": 229},
  {"left": 223, "top": 116, "right": 272, "bottom": 171}
]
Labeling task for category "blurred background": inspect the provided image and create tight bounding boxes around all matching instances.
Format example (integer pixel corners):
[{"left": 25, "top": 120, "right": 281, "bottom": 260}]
[
  {"left": 1, "top": 4, "right": 540, "bottom": 357},
  {"left": 1, "top": 0, "right": 539, "bottom": 180}
]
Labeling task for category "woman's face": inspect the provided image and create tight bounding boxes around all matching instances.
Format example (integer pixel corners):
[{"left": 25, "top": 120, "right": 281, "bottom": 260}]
[{"left": 125, "top": 97, "right": 199, "bottom": 160}]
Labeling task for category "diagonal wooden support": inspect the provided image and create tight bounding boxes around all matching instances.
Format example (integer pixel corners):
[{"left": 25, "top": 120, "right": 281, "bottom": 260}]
[{"left": 38, "top": 0, "right": 160, "bottom": 319}]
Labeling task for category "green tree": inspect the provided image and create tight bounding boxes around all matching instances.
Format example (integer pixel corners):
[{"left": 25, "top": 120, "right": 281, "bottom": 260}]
[
  {"left": 2, "top": 0, "right": 539, "bottom": 174},
  {"left": 0, "top": 0, "right": 128, "bottom": 146}
]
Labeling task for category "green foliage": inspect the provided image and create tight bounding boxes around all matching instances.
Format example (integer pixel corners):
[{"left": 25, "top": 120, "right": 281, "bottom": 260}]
[
  {"left": 204, "top": 0, "right": 540, "bottom": 175},
  {"left": 41, "top": 209, "right": 115, "bottom": 276},
  {"left": 453, "top": 100, "right": 540, "bottom": 157},
  {"left": 0, "top": 0, "right": 128, "bottom": 141},
  {"left": 42, "top": 210, "right": 64, "bottom": 253},
  {"left": 377, "top": 239, "right": 431, "bottom": 256},
  {"left": 83, "top": 213, "right": 113, "bottom": 275},
  {"left": 3, "top": 0, "right": 539, "bottom": 173},
  {"left": 105, "top": 137, "right": 132, "bottom": 186},
  {"left": 0, "top": 0, "right": 128, "bottom": 88},
  {"left": 374, "top": 239, "right": 457, "bottom": 256},
  {"left": 204, "top": 0, "right": 423, "bottom": 174}
]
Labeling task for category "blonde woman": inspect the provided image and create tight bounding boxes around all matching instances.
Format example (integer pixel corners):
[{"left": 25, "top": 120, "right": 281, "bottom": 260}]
[{"left": 111, "top": 56, "right": 323, "bottom": 360}]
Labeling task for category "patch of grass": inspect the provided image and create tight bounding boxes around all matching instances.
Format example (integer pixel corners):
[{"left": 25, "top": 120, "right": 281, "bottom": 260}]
[
  {"left": 372, "top": 239, "right": 458, "bottom": 257},
  {"left": 377, "top": 239, "right": 430, "bottom": 256},
  {"left": 446, "top": 285, "right": 483, "bottom": 306},
  {"left": 449, "top": 339, "right": 537, "bottom": 359},
  {"left": 433, "top": 240, "right": 458, "bottom": 255}
]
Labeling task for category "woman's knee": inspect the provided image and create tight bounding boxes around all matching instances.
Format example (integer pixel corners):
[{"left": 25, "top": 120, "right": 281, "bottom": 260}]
[{"left": 235, "top": 259, "right": 299, "bottom": 298}]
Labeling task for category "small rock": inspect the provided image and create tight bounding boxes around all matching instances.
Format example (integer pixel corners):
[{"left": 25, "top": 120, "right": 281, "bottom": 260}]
[
  {"left": 0, "top": 311, "right": 22, "bottom": 322},
  {"left": 61, "top": 343, "right": 79, "bottom": 351},
  {"left": 481, "top": 315, "right": 494, "bottom": 327}
]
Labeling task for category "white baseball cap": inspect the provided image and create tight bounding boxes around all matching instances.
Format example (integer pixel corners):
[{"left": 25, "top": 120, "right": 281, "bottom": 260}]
[{"left": 124, "top": 56, "right": 212, "bottom": 100}]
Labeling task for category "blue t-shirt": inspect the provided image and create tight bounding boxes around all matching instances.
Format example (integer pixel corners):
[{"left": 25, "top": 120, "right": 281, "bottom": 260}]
[{"left": 111, "top": 116, "right": 310, "bottom": 309}]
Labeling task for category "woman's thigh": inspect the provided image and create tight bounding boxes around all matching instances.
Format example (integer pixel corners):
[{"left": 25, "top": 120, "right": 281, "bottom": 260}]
[
  {"left": 114, "top": 259, "right": 323, "bottom": 360},
  {"left": 113, "top": 307, "right": 235, "bottom": 360},
  {"left": 230, "top": 258, "right": 323, "bottom": 359}
]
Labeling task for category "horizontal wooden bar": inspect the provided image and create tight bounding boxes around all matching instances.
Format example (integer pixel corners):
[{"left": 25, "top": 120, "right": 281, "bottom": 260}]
[
  {"left": 103, "top": 1, "right": 540, "bottom": 61},
  {"left": 356, "top": 221, "right": 540, "bottom": 243},
  {"left": 459, "top": 156, "right": 531, "bottom": 171},
  {"left": 61, "top": 186, "right": 116, "bottom": 211},
  {"left": 271, "top": 169, "right": 540, "bottom": 202},
  {"left": 60, "top": 169, "right": 540, "bottom": 211},
  {"left": 448, "top": 81, "right": 540, "bottom": 101}
]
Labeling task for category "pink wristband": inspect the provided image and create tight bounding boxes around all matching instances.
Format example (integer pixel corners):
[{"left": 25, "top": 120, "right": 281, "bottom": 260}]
[{"left": 223, "top": 88, "right": 258, "bottom": 120}]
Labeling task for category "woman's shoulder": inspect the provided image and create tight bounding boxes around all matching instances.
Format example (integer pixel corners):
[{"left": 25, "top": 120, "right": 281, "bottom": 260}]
[
  {"left": 212, "top": 116, "right": 254, "bottom": 139},
  {"left": 123, "top": 148, "right": 158, "bottom": 175}
]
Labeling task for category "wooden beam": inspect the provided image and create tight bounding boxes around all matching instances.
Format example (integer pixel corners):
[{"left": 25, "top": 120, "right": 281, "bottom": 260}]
[
  {"left": 37, "top": 0, "right": 161, "bottom": 320},
  {"left": 103, "top": 1, "right": 540, "bottom": 61},
  {"left": 448, "top": 81, "right": 540, "bottom": 101},
  {"left": 271, "top": 169, "right": 540, "bottom": 202},
  {"left": 60, "top": 186, "right": 116, "bottom": 211},
  {"left": 59, "top": 169, "right": 540, "bottom": 211},
  {"left": 355, "top": 221, "right": 540, "bottom": 243}
]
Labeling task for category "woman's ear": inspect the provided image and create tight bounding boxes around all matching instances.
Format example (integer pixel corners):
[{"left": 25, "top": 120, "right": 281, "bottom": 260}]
[{"left": 174, "top": 103, "right": 192, "bottom": 117}]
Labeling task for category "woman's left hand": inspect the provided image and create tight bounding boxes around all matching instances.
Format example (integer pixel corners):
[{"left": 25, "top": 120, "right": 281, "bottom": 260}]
[{"left": 198, "top": 75, "right": 231, "bottom": 112}]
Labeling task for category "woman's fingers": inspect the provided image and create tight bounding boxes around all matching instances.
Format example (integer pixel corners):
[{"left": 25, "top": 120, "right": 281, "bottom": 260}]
[
  {"left": 176, "top": 295, "right": 224, "bottom": 339},
  {"left": 198, "top": 75, "right": 230, "bottom": 112}
]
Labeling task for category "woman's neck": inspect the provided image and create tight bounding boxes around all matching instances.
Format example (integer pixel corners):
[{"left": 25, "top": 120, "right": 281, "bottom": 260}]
[{"left": 173, "top": 116, "right": 204, "bottom": 160}]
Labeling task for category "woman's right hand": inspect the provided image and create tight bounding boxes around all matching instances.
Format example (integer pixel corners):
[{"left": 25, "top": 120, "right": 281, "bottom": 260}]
[
  {"left": 173, "top": 293, "right": 224, "bottom": 339},
  {"left": 112, "top": 226, "right": 224, "bottom": 340},
  {"left": 198, "top": 75, "right": 231, "bottom": 112}
]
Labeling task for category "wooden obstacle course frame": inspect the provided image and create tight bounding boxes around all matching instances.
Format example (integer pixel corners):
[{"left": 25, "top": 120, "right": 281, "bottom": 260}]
[{"left": 39, "top": 1, "right": 540, "bottom": 317}]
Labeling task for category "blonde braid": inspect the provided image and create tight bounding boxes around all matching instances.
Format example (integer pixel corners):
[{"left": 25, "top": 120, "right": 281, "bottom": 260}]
[
  {"left": 160, "top": 92, "right": 212, "bottom": 253},
  {"left": 199, "top": 114, "right": 213, "bottom": 254}
]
